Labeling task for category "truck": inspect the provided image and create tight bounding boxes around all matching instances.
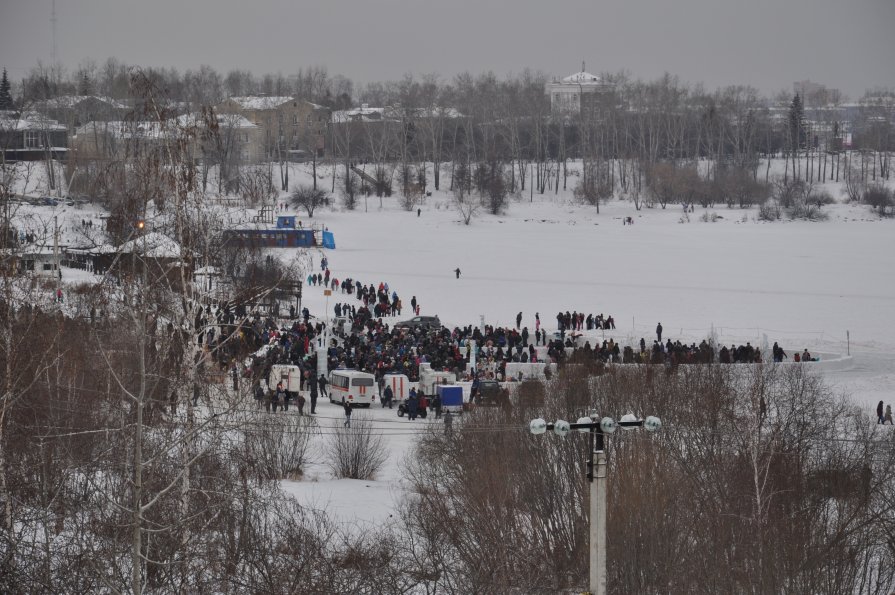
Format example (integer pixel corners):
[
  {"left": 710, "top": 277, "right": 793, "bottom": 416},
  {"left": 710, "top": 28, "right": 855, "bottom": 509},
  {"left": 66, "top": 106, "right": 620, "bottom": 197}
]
[{"left": 437, "top": 385, "right": 464, "bottom": 413}]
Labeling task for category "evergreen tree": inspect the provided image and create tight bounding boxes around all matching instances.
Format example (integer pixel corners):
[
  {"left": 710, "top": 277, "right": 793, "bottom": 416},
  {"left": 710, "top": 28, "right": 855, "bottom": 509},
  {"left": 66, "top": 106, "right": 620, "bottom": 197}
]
[
  {"left": 79, "top": 72, "right": 93, "bottom": 95},
  {"left": 788, "top": 93, "right": 805, "bottom": 179},
  {"left": 0, "top": 68, "right": 14, "bottom": 110},
  {"left": 789, "top": 93, "right": 805, "bottom": 150}
]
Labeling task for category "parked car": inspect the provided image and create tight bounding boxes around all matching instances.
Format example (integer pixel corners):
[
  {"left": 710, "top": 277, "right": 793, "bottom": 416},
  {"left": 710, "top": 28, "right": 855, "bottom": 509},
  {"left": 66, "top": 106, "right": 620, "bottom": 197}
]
[
  {"left": 39, "top": 196, "right": 59, "bottom": 207},
  {"left": 395, "top": 315, "right": 441, "bottom": 331}
]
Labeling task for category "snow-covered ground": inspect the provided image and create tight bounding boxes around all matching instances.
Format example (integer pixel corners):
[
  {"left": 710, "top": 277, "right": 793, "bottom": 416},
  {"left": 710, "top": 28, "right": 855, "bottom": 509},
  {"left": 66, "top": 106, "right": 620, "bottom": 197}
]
[
  {"left": 251, "top": 162, "right": 895, "bottom": 529},
  {"left": 15, "top": 158, "right": 894, "bottom": 529}
]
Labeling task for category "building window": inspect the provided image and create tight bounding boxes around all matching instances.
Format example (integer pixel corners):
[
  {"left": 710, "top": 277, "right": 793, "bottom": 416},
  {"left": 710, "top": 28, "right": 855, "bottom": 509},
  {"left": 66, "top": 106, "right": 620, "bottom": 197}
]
[
  {"left": 306, "top": 114, "right": 312, "bottom": 126},
  {"left": 25, "top": 131, "right": 42, "bottom": 148},
  {"left": 292, "top": 115, "right": 298, "bottom": 124}
]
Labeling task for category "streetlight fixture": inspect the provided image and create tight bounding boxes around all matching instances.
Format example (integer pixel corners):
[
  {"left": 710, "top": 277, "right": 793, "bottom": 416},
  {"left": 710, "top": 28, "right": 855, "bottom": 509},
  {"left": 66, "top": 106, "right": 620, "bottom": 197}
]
[{"left": 530, "top": 410, "right": 661, "bottom": 595}]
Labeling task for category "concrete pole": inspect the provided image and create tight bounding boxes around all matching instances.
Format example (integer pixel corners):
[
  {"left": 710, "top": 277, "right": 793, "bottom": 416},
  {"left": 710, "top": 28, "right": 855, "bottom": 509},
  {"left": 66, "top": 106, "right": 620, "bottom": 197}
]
[
  {"left": 590, "top": 449, "right": 607, "bottom": 595},
  {"left": 53, "top": 215, "right": 59, "bottom": 291}
]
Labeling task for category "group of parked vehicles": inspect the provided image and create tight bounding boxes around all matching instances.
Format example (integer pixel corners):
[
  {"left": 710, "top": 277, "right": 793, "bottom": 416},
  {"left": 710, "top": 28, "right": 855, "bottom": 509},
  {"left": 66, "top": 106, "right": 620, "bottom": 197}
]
[{"left": 263, "top": 313, "right": 533, "bottom": 413}]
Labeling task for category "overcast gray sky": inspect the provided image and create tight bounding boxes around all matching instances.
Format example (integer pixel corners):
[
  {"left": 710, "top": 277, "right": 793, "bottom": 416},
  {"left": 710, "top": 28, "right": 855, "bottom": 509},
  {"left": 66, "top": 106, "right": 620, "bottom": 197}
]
[{"left": 1, "top": 0, "right": 893, "bottom": 97}]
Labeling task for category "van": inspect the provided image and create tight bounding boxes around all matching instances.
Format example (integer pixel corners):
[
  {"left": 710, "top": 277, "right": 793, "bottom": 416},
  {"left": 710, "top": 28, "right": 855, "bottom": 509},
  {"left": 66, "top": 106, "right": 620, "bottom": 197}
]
[
  {"left": 268, "top": 364, "right": 303, "bottom": 395},
  {"left": 329, "top": 369, "right": 377, "bottom": 406}
]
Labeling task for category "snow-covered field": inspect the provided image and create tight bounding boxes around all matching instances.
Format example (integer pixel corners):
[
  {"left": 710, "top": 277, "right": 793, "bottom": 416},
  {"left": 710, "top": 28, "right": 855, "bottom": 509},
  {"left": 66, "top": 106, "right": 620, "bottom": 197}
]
[
  {"left": 18, "top": 159, "right": 895, "bottom": 529},
  {"left": 255, "top": 162, "right": 895, "bottom": 530}
]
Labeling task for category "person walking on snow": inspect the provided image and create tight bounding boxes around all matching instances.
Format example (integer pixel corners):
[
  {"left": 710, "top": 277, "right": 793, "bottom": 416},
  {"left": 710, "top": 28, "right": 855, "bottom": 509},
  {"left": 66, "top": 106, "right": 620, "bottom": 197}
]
[
  {"left": 318, "top": 374, "right": 328, "bottom": 399},
  {"left": 885, "top": 404, "right": 893, "bottom": 425},
  {"left": 455, "top": 268, "right": 461, "bottom": 279},
  {"left": 656, "top": 322, "right": 663, "bottom": 343},
  {"left": 878, "top": 401, "right": 886, "bottom": 424},
  {"left": 516, "top": 312, "right": 523, "bottom": 330},
  {"left": 444, "top": 409, "right": 453, "bottom": 437},
  {"left": 343, "top": 401, "right": 352, "bottom": 428}
]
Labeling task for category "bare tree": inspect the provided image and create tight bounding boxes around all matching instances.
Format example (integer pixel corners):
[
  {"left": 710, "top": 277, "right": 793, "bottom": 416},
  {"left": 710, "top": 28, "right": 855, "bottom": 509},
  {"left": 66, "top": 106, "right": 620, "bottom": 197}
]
[{"left": 290, "top": 184, "right": 329, "bottom": 218}]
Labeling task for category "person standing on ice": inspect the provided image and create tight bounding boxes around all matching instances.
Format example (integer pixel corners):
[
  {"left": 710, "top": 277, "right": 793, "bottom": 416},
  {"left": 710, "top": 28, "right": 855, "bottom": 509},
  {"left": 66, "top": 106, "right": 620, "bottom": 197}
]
[
  {"left": 309, "top": 377, "right": 318, "bottom": 414},
  {"left": 656, "top": 322, "right": 663, "bottom": 342},
  {"left": 878, "top": 401, "right": 885, "bottom": 424},
  {"left": 516, "top": 312, "right": 522, "bottom": 329},
  {"left": 455, "top": 268, "right": 461, "bottom": 279}
]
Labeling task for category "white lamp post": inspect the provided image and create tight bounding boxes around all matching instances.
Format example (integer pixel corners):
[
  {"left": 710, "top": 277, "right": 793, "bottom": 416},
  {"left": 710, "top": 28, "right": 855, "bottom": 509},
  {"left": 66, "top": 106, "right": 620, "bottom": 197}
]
[{"left": 530, "top": 411, "right": 661, "bottom": 595}]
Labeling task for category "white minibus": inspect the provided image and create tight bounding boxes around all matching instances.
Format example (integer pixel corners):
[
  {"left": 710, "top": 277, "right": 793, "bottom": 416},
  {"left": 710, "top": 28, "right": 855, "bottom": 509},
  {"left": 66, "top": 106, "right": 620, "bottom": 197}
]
[{"left": 329, "top": 369, "right": 377, "bottom": 407}]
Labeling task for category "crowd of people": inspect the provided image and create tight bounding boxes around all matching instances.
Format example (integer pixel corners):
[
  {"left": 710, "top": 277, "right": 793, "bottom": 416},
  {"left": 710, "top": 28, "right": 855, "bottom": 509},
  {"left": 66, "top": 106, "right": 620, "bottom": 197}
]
[
  {"left": 556, "top": 310, "right": 616, "bottom": 332},
  {"left": 196, "top": 255, "right": 814, "bottom": 419}
]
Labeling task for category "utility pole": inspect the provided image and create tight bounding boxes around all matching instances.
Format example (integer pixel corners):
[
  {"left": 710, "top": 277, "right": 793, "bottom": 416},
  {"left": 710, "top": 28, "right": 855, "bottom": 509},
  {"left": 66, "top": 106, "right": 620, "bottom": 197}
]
[
  {"left": 53, "top": 215, "right": 59, "bottom": 293},
  {"left": 530, "top": 412, "right": 661, "bottom": 595}
]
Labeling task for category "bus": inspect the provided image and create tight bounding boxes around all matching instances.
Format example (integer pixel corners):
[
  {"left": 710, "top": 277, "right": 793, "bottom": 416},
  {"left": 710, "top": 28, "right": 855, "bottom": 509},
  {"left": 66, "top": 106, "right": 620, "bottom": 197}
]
[{"left": 329, "top": 369, "right": 377, "bottom": 407}]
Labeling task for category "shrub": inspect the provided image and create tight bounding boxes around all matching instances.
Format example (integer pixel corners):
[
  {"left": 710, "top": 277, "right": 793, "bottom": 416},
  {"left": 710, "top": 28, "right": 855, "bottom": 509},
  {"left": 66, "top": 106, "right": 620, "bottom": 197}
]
[
  {"left": 812, "top": 190, "right": 836, "bottom": 206},
  {"left": 244, "top": 413, "right": 315, "bottom": 481},
  {"left": 325, "top": 414, "right": 388, "bottom": 480},
  {"left": 758, "top": 200, "right": 782, "bottom": 221},
  {"left": 574, "top": 161, "right": 614, "bottom": 212},
  {"left": 787, "top": 202, "right": 829, "bottom": 221},
  {"left": 864, "top": 184, "right": 893, "bottom": 217}
]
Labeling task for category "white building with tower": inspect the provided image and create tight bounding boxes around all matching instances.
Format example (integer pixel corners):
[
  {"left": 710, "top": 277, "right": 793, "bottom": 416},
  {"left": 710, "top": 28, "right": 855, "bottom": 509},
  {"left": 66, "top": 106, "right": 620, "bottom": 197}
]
[{"left": 546, "top": 64, "right": 612, "bottom": 115}]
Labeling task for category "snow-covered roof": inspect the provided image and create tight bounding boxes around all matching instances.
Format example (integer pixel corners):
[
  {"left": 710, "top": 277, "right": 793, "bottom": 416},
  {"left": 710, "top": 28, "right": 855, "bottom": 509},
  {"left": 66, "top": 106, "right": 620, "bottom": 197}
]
[
  {"left": 332, "top": 105, "right": 462, "bottom": 124},
  {"left": 74, "top": 120, "right": 166, "bottom": 140},
  {"left": 332, "top": 106, "right": 387, "bottom": 123},
  {"left": 116, "top": 232, "right": 182, "bottom": 259},
  {"left": 0, "top": 112, "right": 67, "bottom": 131},
  {"left": 226, "top": 96, "right": 294, "bottom": 110},
  {"left": 400, "top": 106, "right": 464, "bottom": 119},
  {"left": 561, "top": 71, "right": 603, "bottom": 85},
  {"left": 175, "top": 112, "right": 257, "bottom": 129},
  {"left": 92, "top": 244, "right": 118, "bottom": 254},
  {"left": 43, "top": 95, "right": 128, "bottom": 110}
]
